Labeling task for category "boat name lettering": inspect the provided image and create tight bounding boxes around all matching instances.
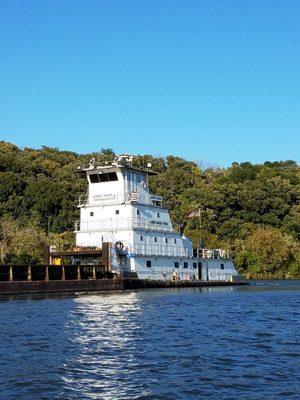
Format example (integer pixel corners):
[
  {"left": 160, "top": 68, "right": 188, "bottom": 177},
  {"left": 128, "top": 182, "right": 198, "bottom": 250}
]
[
  {"left": 150, "top": 220, "right": 168, "bottom": 226},
  {"left": 93, "top": 194, "right": 116, "bottom": 200}
]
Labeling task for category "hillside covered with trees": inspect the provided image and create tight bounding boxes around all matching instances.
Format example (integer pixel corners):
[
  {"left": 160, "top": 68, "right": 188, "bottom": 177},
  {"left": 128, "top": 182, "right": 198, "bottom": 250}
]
[{"left": 0, "top": 141, "right": 299, "bottom": 279}]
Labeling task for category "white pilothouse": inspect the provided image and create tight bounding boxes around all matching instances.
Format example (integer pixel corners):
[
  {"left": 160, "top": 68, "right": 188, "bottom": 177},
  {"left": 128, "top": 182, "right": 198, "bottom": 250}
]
[{"left": 75, "top": 155, "right": 239, "bottom": 282}]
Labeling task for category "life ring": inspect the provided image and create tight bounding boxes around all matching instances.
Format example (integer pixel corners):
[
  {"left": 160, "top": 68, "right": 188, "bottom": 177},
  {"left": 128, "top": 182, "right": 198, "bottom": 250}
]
[{"left": 115, "top": 241, "right": 124, "bottom": 251}]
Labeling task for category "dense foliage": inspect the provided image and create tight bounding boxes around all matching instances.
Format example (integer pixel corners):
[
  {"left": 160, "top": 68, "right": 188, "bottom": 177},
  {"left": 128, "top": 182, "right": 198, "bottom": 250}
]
[{"left": 0, "top": 141, "right": 299, "bottom": 278}]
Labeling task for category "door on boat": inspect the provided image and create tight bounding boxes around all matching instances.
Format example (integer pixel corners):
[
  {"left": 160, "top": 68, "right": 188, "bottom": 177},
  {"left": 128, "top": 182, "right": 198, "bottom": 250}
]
[{"left": 198, "top": 261, "right": 202, "bottom": 280}]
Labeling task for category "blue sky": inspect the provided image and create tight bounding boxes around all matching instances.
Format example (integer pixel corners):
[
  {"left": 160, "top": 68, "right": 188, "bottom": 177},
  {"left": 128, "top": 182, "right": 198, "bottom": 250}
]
[{"left": 1, "top": 0, "right": 299, "bottom": 166}]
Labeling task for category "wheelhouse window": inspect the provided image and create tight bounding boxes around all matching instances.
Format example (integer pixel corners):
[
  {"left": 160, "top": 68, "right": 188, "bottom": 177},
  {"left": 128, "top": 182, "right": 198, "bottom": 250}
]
[
  {"left": 89, "top": 172, "right": 118, "bottom": 183},
  {"left": 89, "top": 174, "right": 99, "bottom": 183},
  {"left": 174, "top": 261, "right": 179, "bottom": 268},
  {"left": 146, "top": 260, "right": 151, "bottom": 268},
  {"left": 100, "top": 172, "right": 118, "bottom": 182},
  {"left": 184, "top": 262, "right": 188, "bottom": 269}
]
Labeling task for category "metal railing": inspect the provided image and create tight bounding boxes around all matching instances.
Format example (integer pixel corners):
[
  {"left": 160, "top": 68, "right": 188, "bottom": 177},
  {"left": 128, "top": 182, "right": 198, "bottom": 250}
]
[
  {"left": 193, "top": 248, "right": 231, "bottom": 259},
  {"left": 78, "top": 191, "right": 164, "bottom": 207},
  {"left": 127, "top": 244, "right": 191, "bottom": 257},
  {"left": 75, "top": 217, "right": 174, "bottom": 232}
]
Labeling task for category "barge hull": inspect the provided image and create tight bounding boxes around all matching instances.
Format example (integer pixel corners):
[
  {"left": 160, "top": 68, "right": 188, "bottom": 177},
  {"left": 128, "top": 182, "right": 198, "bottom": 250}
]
[{"left": 0, "top": 278, "right": 248, "bottom": 295}]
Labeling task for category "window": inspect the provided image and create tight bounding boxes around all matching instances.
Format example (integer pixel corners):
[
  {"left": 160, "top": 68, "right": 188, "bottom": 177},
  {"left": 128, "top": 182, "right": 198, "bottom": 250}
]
[
  {"left": 193, "top": 262, "right": 197, "bottom": 269},
  {"left": 174, "top": 261, "right": 179, "bottom": 268},
  {"left": 90, "top": 212, "right": 94, "bottom": 216},
  {"left": 146, "top": 260, "right": 152, "bottom": 268},
  {"left": 89, "top": 174, "right": 99, "bottom": 183},
  {"left": 184, "top": 262, "right": 188, "bottom": 269},
  {"left": 137, "top": 209, "right": 140, "bottom": 216},
  {"left": 154, "top": 237, "right": 157, "bottom": 242},
  {"left": 107, "top": 172, "right": 118, "bottom": 181},
  {"left": 157, "top": 212, "right": 160, "bottom": 218},
  {"left": 140, "top": 236, "right": 144, "bottom": 241},
  {"left": 99, "top": 173, "right": 108, "bottom": 182},
  {"left": 115, "top": 210, "right": 119, "bottom": 215},
  {"left": 174, "top": 238, "right": 177, "bottom": 244},
  {"left": 220, "top": 263, "right": 224, "bottom": 270},
  {"left": 90, "top": 172, "right": 118, "bottom": 183},
  {"left": 165, "top": 238, "right": 168, "bottom": 243}
]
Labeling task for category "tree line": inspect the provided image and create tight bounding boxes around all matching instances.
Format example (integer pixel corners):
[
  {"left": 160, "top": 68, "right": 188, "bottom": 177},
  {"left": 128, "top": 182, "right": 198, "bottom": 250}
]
[{"left": 0, "top": 141, "right": 299, "bottom": 278}]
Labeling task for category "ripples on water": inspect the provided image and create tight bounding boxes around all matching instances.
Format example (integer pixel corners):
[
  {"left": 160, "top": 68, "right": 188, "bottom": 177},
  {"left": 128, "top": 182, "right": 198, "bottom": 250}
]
[{"left": 0, "top": 281, "right": 299, "bottom": 400}]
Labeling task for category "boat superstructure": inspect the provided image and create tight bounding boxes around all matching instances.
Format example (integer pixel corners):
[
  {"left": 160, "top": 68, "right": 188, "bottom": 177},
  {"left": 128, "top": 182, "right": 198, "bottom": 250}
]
[{"left": 75, "top": 155, "right": 239, "bottom": 282}]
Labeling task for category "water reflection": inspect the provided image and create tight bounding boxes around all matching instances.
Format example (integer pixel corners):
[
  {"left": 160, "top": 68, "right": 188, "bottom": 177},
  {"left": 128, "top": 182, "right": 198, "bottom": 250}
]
[{"left": 60, "top": 292, "right": 151, "bottom": 399}]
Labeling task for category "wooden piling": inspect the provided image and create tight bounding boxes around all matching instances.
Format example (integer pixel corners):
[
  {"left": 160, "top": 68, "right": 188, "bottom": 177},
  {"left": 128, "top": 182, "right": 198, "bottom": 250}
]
[
  {"left": 61, "top": 266, "right": 65, "bottom": 281},
  {"left": 28, "top": 266, "right": 32, "bottom": 281},
  {"left": 77, "top": 265, "right": 81, "bottom": 280},
  {"left": 45, "top": 266, "right": 49, "bottom": 281},
  {"left": 102, "top": 242, "right": 111, "bottom": 272}
]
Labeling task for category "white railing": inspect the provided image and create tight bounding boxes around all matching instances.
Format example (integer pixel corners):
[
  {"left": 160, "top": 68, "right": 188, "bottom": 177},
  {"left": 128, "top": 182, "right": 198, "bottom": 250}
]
[
  {"left": 194, "top": 248, "right": 231, "bottom": 259},
  {"left": 75, "top": 217, "right": 174, "bottom": 232},
  {"left": 150, "top": 195, "right": 163, "bottom": 205},
  {"left": 78, "top": 191, "right": 164, "bottom": 207},
  {"left": 127, "top": 244, "right": 190, "bottom": 257},
  {"left": 150, "top": 195, "right": 163, "bottom": 202}
]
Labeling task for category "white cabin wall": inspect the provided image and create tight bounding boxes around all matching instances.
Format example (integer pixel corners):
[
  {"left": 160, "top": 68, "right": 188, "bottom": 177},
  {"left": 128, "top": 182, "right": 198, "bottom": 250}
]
[
  {"left": 131, "top": 256, "right": 237, "bottom": 282},
  {"left": 131, "top": 230, "right": 189, "bottom": 256},
  {"left": 201, "top": 259, "right": 238, "bottom": 281},
  {"left": 87, "top": 170, "right": 124, "bottom": 199},
  {"left": 137, "top": 204, "right": 172, "bottom": 227},
  {"left": 80, "top": 203, "right": 132, "bottom": 223},
  {"left": 130, "top": 256, "right": 199, "bottom": 281},
  {"left": 76, "top": 229, "right": 134, "bottom": 248}
]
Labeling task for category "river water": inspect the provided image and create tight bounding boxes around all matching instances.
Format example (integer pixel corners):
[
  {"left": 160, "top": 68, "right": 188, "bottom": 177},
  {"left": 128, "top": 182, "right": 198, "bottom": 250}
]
[{"left": 0, "top": 280, "right": 299, "bottom": 400}]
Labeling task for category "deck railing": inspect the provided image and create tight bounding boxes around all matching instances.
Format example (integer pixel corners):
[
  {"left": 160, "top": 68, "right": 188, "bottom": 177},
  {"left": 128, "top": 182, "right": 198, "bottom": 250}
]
[
  {"left": 0, "top": 265, "right": 108, "bottom": 282},
  {"left": 78, "top": 191, "right": 164, "bottom": 207},
  {"left": 75, "top": 217, "right": 173, "bottom": 232},
  {"left": 127, "top": 244, "right": 190, "bottom": 257},
  {"left": 193, "top": 248, "right": 231, "bottom": 259}
]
